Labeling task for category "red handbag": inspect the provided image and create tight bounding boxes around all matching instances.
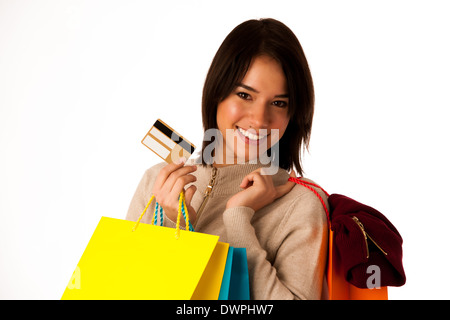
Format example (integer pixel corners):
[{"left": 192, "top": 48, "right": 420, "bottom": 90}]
[{"left": 288, "top": 177, "right": 405, "bottom": 300}]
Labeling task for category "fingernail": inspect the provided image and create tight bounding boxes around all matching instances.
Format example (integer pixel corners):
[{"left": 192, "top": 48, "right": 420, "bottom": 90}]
[{"left": 176, "top": 157, "right": 187, "bottom": 164}]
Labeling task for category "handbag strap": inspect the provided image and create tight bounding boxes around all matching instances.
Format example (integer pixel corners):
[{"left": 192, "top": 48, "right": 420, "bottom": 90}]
[
  {"left": 288, "top": 177, "right": 331, "bottom": 225},
  {"left": 132, "top": 191, "right": 193, "bottom": 239}
]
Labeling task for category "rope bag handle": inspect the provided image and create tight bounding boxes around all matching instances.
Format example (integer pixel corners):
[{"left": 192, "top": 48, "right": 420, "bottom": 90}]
[
  {"left": 288, "top": 177, "right": 331, "bottom": 225},
  {"left": 132, "top": 191, "right": 194, "bottom": 239}
]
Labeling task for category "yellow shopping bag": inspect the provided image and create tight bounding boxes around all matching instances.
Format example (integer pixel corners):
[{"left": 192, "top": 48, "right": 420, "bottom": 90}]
[{"left": 62, "top": 192, "right": 229, "bottom": 300}]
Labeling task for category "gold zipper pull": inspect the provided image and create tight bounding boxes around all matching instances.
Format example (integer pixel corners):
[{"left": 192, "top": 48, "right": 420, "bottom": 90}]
[
  {"left": 205, "top": 166, "right": 217, "bottom": 197},
  {"left": 352, "top": 216, "right": 388, "bottom": 258},
  {"left": 193, "top": 166, "right": 217, "bottom": 228},
  {"left": 352, "top": 216, "right": 370, "bottom": 259},
  {"left": 366, "top": 232, "right": 388, "bottom": 256}
]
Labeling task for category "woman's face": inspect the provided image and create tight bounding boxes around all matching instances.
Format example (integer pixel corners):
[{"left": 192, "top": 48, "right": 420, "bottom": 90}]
[{"left": 215, "top": 55, "right": 290, "bottom": 165}]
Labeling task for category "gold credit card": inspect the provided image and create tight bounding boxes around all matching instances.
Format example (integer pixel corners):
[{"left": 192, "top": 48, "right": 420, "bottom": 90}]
[{"left": 141, "top": 119, "right": 196, "bottom": 164}]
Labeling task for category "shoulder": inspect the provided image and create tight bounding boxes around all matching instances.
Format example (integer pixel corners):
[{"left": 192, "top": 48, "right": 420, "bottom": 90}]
[
  {"left": 281, "top": 177, "right": 329, "bottom": 227},
  {"left": 136, "top": 162, "right": 167, "bottom": 194},
  {"left": 144, "top": 161, "right": 167, "bottom": 175}
]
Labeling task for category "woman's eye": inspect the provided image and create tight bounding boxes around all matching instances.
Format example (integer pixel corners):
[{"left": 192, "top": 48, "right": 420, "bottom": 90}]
[
  {"left": 237, "top": 92, "right": 251, "bottom": 100},
  {"left": 273, "top": 100, "right": 288, "bottom": 108}
]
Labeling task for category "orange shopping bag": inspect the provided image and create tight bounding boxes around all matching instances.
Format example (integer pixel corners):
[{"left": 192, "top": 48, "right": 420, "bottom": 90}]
[{"left": 327, "top": 229, "right": 388, "bottom": 300}]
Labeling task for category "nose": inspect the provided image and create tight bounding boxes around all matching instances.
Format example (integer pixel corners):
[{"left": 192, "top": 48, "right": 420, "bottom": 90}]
[{"left": 249, "top": 102, "right": 270, "bottom": 129}]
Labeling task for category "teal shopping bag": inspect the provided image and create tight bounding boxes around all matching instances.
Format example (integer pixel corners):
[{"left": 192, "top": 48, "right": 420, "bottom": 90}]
[{"left": 218, "top": 247, "right": 250, "bottom": 300}]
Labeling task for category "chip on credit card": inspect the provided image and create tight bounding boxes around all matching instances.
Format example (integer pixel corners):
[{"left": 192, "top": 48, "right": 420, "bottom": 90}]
[{"left": 141, "top": 119, "right": 196, "bottom": 164}]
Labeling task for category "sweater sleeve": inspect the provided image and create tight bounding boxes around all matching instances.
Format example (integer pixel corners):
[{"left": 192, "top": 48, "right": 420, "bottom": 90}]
[
  {"left": 223, "top": 192, "right": 328, "bottom": 300},
  {"left": 125, "top": 163, "right": 177, "bottom": 229}
]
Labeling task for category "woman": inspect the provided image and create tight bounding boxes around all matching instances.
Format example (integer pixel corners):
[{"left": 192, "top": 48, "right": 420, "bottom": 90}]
[{"left": 126, "top": 18, "right": 328, "bottom": 299}]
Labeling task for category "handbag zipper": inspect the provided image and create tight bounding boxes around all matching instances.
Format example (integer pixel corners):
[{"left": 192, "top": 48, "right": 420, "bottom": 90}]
[
  {"left": 352, "top": 216, "right": 388, "bottom": 258},
  {"left": 193, "top": 166, "right": 218, "bottom": 228}
]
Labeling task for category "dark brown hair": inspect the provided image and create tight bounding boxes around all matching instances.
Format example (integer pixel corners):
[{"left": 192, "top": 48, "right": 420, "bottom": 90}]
[{"left": 201, "top": 18, "right": 314, "bottom": 176}]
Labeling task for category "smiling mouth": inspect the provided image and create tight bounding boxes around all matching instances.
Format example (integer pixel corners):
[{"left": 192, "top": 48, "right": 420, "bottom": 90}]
[{"left": 236, "top": 126, "right": 268, "bottom": 141}]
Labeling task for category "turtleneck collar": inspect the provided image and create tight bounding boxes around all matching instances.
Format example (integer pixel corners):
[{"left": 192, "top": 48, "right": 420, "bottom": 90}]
[{"left": 193, "top": 161, "right": 290, "bottom": 196}]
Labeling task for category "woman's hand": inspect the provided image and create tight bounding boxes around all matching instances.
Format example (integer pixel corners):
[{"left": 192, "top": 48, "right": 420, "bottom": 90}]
[
  {"left": 152, "top": 159, "right": 198, "bottom": 224},
  {"left": 226, "top": 169, "right": 296, "bottom": 212}
]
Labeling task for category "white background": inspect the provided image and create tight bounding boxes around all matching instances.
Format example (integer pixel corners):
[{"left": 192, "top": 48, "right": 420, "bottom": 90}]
[{"left": 1, "top": 0, "right": 449, "bottom": 300}]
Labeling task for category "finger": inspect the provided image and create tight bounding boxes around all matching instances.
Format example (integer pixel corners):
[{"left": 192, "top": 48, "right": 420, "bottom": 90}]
[
  {"left": 275, "top": 171, "right": 297, "bottom": 199},
  {"left": 289, "top": 170, "right": 297, "bottom": 179},
  {"left": 168, "top": 174, "right": 197, "bottom": 201},
  {"left": 157, "top": 165, "right": 197, "bottom": 196},
  {"left": 239, "top": 168, "right": 266, "bottom": 188},
  {"left": 239, "top": 171, "right": 263, "bottom": 188},
  {"left": 184, "top": 185, "right": 197, "bottom": 206},
  {"left": 153, "top": 160, "right": 187, "bottom": 191},
  {"left": 165, "top": 165, "right": 197, "bottom": 187},
  {"left": 239, "top": 175, "right": 251, "bottom": 189}
]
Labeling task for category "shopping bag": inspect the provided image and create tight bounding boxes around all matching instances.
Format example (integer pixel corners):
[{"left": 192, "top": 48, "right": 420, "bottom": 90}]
[
  {"left": 288, "top": 177, "right": 389, "bottom": 300},
  {"left": 327, "top": 230, "right": 388, "bottom": 300},
  {"left": 218, "top": 247, "right": 250, "bottom": 300},
  {"left": 61, "top": 192, "right": 230, "bottom": 300}
]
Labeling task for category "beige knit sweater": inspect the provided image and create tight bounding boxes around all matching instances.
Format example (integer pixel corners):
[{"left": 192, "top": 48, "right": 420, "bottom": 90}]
[{"left": 126, "top": 161, "right": 329, "bottom": 300}]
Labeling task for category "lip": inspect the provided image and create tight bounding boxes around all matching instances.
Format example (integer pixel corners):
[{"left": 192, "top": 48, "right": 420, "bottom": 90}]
[{"left": 236, "top": 126, "right": 268, "bottom": 146}]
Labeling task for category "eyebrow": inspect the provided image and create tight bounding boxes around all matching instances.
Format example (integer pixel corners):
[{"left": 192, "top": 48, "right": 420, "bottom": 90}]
[{"left": 237, "top": 83, "right": 289, "bottom": 99}]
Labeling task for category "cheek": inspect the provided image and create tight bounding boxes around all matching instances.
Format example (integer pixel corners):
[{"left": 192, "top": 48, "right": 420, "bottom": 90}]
[
  {"left": 271, "top": 113, "right": 290, "bottom": 138},
  {"left": 216, "top": 100, "right": 244, "bottom": 129}
]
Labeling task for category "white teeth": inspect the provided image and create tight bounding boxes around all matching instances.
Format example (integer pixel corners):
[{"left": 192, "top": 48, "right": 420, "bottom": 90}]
[{"left": 237, "top": 127, "right": 266, "bottom": 141}]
